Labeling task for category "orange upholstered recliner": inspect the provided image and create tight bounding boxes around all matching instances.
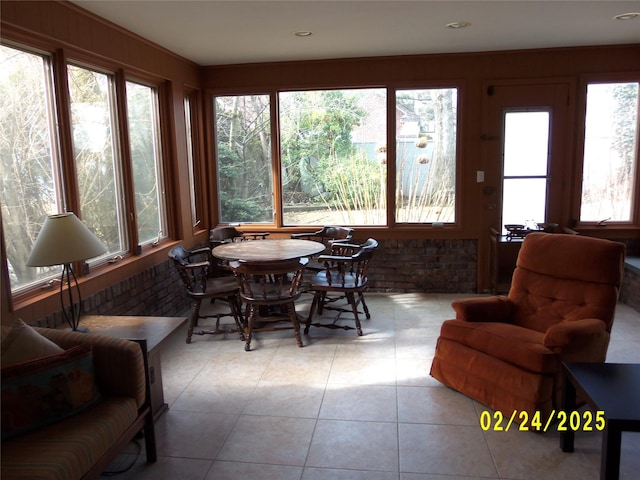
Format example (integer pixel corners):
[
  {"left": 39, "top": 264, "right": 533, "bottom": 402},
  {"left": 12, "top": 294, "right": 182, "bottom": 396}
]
[{"left": 430, "top": 232, "right": 626, "bottom": 421}]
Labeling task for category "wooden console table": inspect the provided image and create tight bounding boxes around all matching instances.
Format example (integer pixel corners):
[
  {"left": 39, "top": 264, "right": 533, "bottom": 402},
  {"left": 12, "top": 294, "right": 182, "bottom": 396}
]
[{"left": 68, "top": 315, "right": 187, "bottom": 421}]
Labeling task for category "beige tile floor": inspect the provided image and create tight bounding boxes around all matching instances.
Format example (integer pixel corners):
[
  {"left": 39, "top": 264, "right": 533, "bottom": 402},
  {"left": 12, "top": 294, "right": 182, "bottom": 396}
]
[{"left": 104, "top": 293, "right": 640, "bottom": 480}]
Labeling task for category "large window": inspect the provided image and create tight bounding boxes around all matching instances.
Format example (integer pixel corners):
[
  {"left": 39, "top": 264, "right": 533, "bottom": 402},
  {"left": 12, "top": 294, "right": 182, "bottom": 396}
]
[
  {"left": 1, "top": 45, "right": 63, "bottom": 292},
  {"left": 214, "top": 95, "right": 274, "bottom": 224},
  {"left": 1, "top": 43, "right": 169, "bottom": 295},
  {"left": 68, "top": 65, "right": 126, "bottom": 260},
  {"left": 213, "top": 87, "right": 461, "bottom": 226},
  {"left": 279, "top": 89, "right": 387, "bottom": 225},
  {"left": 580, "top": 82, "right": 639, "bottom": 223},
  {"left": 126, "top": 80, "right": 166, "bottom": 246},
  {"left": 185, "top": 91, "right": 203, "bottom": 229},
  {"left": 396, "top": 88, "right": 457, "bottom": 223}
]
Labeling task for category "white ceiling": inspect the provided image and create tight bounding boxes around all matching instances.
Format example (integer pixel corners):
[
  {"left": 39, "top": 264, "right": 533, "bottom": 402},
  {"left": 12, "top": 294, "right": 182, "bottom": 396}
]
[{"left": 71, "top": 1, "right": 640, "bottom": 66}]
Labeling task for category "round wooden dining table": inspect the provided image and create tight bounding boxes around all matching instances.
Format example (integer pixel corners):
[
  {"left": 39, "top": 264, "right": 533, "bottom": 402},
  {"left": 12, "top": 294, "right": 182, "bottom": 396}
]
[{"left": 212, "top": 238, "right": 325, "bottom": 262}]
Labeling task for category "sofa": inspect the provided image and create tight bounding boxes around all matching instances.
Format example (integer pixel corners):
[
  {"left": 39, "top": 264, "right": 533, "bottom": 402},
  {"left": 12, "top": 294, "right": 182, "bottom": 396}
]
[{"left": 1, "top": 320, "right": 157, "bottom": 480}]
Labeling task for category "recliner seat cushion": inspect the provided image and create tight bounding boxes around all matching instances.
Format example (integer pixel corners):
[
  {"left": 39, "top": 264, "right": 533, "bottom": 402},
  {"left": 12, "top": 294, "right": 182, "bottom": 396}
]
[{"left": 439, "top": 319, "right": 558, "bottom": 374}]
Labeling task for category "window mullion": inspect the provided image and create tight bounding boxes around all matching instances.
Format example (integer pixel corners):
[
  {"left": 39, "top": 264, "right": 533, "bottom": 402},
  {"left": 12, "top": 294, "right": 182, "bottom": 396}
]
[
  {"left": 272, "top": 91, "right": 282, "bottom": 227},
  {"left": 52, "top": 48, "right": 78, "bottom": 214},
  {"left": 387, "top": 88, "right": 396, "bottom": 227},
  {"left": 115, "top": 70, "right": 139, "bottom": 253}
]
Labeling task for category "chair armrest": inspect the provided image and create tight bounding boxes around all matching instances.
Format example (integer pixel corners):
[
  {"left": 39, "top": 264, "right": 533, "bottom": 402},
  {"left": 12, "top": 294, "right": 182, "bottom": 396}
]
[
  {"left": 451, "top": 296, "right": 513, "bottom": 322},
  {"left": 317, "top": 254, "right": 351, "bottom": 263},
  {"left": 543, "top": 318, "right": 607, "bottom": 348},
  {"left": 291, "top": 233, "right": 315, "bottom": 240},
  {"left": 183, "top": 260, "right": 209, "bottom": 270},
  {"left": 35, "top": 328, "right": 146, "bottom": 408},
  {"left": 189, "top": 247, "right": 211, "bottom": 256}
]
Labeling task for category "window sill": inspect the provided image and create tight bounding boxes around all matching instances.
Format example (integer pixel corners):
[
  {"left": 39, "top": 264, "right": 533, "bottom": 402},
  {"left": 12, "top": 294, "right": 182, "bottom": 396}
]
[{"left": 573, "top": 225, "right": 640, "bottom": 239}]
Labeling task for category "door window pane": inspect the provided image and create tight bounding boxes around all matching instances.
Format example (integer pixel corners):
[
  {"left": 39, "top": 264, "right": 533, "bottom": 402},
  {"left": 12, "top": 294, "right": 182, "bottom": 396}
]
[
  {"left": 126, "top": 81, "right": 166, "bottom": 245},
  {"left": 68, "top": 65, "right": 125, "bottom": 258},
  {"left": 1, "top": 45, "right": 63, "bottom": 292},
  {"left": 279, "top": 89, "right": 387, "bottom": 225},
  {"left": 501, "top": 110, "right": 550, "bottom": 232},
  {"left": 580, "top": 82, "right": 639, "bottom": 222},
  {"left": 503, "top": 112, "right": 549, "bottom": 177},
  {"left": 396, "top": 88, "right": 457, "bottom": 223},
  {"left": 215, "top": 95, "right": 274, "bottom": 224},
  {"left": 502, "top": 178, "right": 547, "bottom": 229}
]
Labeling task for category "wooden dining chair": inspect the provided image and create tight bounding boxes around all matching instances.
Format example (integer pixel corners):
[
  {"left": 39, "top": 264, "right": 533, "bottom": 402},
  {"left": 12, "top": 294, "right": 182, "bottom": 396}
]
[
  {"left": 291, "top": 226, "right": 355, "bottom": 272},
  {"left": 209, "top": 226, "right": 270, "bottom": 248},
  {"left": 305, "top": 238, "right": 378, "bottom": 336},
  {"left": 210, "top": 226, "right": 271, "bottom": 273},
  {"left": 168, "top": 246, "right": 244, "bottom": 343},
  {"left": 230, "top": 258, "right": 308, "bottom": 351}
]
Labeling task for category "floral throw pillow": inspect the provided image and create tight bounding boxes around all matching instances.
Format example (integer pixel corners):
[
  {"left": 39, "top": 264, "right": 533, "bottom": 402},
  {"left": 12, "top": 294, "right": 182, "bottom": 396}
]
[{"left": 1, "top": 344, "right": 101, "bottom": 440}]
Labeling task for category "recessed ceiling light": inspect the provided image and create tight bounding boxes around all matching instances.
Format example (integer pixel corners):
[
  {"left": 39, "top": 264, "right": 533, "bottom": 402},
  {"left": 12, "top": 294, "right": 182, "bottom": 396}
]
[
  {"left": 446, "top": 21, "right": 471, "bottom": 29},
  {"left": 614, "top": 12, "right": 639, "bottom": 20},
  {"left": 294, "top": 31, "right": 312, "bottom": 37}
]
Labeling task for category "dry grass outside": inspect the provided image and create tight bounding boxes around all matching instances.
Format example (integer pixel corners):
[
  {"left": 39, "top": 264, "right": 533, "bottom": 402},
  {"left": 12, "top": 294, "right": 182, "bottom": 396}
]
[{"left": 283, "top": 205, "right": 455, "bottom": 226}]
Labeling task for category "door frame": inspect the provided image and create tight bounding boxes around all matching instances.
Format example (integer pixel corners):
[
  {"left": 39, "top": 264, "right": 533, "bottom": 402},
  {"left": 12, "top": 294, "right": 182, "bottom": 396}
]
[{"left": 477, "top": 78, "right": 576, "bottom": 292}]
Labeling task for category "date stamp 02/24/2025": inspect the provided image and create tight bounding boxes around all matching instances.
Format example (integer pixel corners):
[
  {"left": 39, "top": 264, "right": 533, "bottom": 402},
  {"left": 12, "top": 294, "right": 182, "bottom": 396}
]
[{"left": 480, "top": 409, "right": 606, "bottom": 433}]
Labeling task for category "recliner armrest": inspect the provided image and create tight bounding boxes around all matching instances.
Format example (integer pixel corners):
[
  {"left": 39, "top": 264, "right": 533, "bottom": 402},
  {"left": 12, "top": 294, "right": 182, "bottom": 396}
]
[
  {"left": 543, "top": 318, "right": 607, "bottom": 348},
  {"left": 451, "top": 296, "right": 513, "bottom": 323}
]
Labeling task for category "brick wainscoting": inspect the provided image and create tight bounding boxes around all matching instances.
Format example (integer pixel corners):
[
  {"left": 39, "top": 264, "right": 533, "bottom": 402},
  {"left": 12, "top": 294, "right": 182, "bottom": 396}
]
[{"left": 366, "top": 238, "right": 478, "bottom": 293}]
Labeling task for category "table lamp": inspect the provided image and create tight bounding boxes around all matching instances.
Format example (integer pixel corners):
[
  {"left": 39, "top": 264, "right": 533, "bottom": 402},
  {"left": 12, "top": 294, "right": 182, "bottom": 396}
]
[{"left": 26, "top": 212, "right": 107, "bottom": 332}]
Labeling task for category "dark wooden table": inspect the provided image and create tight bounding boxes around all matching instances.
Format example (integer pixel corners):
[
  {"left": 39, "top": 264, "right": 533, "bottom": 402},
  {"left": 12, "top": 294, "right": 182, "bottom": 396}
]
[
  {"left": 560, "top": 362, "right": 640, "bottom": 480},
  {"left": 212, "top": 238, "right": 325, "bottom": 262},
  {"left": 72, "top": 315, "right": 187, "bottom": 421}
]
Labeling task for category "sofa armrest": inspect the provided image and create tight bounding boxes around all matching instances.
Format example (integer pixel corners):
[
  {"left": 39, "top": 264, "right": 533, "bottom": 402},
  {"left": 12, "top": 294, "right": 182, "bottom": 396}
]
[
  {"left": 35, "top": 328, "right": 146, "bottom": 409},
  {"left": 543, "top": 318, "right": 607, "bottom": 349},
  {"left": 451, "top": 296, "right": 514, "bottom": 323}
]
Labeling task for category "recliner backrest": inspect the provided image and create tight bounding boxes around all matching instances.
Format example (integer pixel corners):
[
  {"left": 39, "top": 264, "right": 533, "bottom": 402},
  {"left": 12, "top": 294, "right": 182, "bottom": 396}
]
[{"left": 508, "top": 233, "right": 625, "bottom": 333}]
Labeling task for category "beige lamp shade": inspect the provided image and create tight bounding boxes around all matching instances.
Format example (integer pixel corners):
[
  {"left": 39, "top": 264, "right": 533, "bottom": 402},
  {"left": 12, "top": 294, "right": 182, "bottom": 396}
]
[{"left": 26, "top": 213, "right": 107, "bottom": 267}]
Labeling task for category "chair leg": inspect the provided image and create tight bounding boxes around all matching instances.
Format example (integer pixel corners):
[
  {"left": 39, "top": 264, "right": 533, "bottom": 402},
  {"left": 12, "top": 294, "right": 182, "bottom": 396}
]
[
  {"left": 287, "top": 302, "right": 303, "bottom": 348},
  {"left": 358, "top": 291, "right": 371, "bottom": 319},
  {"left": 228, "top": 295, "right": 246, "bottom": 341},
  {"left": 305, "top": 292, "right": 320, "bottom": 334},
  {"left": 317, "top": 291, "right": 327, "bottom": 314},
  {"left": 347, "top": 292, "right": 363, "bottom": 336},
  {"left": 186, "top": 299, "right": 201, "bottom": 344},
  {"left": 245, "top": 305, "right": 256, "bottom": 351}
]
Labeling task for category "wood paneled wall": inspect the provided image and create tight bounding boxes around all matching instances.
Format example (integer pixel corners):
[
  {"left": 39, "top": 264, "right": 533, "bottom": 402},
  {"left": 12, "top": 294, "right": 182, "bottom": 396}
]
[{"left": 1, "top": 1, "right": 639, "bottom": 322}]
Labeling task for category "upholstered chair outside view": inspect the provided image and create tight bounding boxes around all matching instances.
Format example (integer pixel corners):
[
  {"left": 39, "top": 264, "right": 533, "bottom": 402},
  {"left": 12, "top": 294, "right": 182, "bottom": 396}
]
[
  {"left": 168, "top": 246, "right": 244, "bottom": 343},
  {"left": 305, "top": 238, "right": 378, "bottom": 336},
  {"left": 230, "top": 258, "right": 308, "bottom": 351},
  {"left": 430, "top": 232, "right": 626, "bottom": 423}
]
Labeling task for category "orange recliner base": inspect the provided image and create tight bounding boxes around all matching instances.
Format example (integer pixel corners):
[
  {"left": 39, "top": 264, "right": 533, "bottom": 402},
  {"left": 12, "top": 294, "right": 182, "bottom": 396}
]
[{"left": 431, "top": 337, "right": 555, "bottom": 420}]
